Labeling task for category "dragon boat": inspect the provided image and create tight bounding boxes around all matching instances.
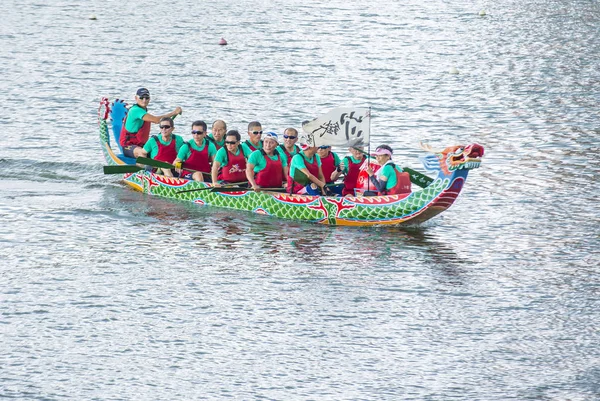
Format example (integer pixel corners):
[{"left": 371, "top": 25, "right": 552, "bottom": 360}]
[{"left": 98, "top": 98, "right": 484, "bottom": 226}]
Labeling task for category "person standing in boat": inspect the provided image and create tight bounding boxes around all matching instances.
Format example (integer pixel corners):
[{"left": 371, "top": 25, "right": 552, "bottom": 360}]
[
  {"left": 246, "top": 132, "right": 288, "bottom": 191},
  {"left": 241, "top": 121, "right": 263, "bottom": 154},
  {"left": 277, "top": 127, "right": 301, "bottom": 164},
  {"left": 207, "top": 120, "right": 227, "bottom": 150},
  {"left": 173, "top": 120, "right": 217, "bottom": 182},
  {"left": 142, "top": 117, "right": 184, "bottom": 177},
  {"left": 317, "top": 145, "right": 343, "bottom": 195},
  {"left": 211, "top": 130, "right": 251, "bottom": 186},
  {"left": 287, "top": 144, "right": 327, "bottom": 195},
  {"left": 330, "top": 146, "right": 368, "bottom": 196},
  {"left": 366, "top": 145, "right": 412, "bottom": 195},
  {"left": 119, "top": 88, "right": 182, "bottom": 158}
]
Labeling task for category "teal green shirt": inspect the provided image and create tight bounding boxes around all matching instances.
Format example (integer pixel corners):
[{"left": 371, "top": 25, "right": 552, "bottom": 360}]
[
  {"left": 378, "top": 163, "right": 404, "bottom": 190},
  {"left": 176, "top": 138, "right": 217, "bottom": 162},
  {"left": 214, "top": 146, "right": 251, "bottom": 165},
  {"left": 143, "top": 134, "right": 184, "bottom": 159},
  {"left": 241, "top": 140, "right": 263, "bottom": 155},
  {"left": 340, "top": 155, "right": 365, "bottom": 173},
  {"left": 208, "top": 134, "right": 225, "bottom": 149},
  {"left": 289, "top": 152, "right": 322, "bottom": 182},
  {"left": 247, "top": 150, "right": 287, "bottom": 173},
  {"left": 276, "top": 144, "right": 300, "bottom": 162},
  {"left": 124, "top": 104, "right": 148, "bottom": 133}
]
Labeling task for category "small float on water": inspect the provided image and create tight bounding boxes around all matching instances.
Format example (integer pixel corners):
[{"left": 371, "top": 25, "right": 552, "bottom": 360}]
[{"left": 98, "top": 98, "right": 484, "bottom": 226}]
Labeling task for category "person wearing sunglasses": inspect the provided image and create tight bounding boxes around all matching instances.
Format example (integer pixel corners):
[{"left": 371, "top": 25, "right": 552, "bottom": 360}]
[
  {"left": 119, "top": 88, "right": 182, "bottom": 159},
  {"left": 142, "top": 117, "right": 184, "bottom": 177},
  {"left": 316, "top": 145, "right": 343, "bottom": 195},
  {"left": 246, "top": 132, "right": 288, "bottom": 191},
  {"left": 241, "top": 121, "right": 264, "bottom": 155},
  {"left": 287, "top": 144, "right": 327, "bottom": 196},
  {"left": 211, "top": 130, "right": 252, "bottom": 186},
  {"left": 172, "top": 120, "right": 217, "bottom": 182},
  {"left": 276, "top": 127, "right": 301, "bottom": 164},
  {"left": 207, "top": 120, "right": 227, "bottom": 150}
]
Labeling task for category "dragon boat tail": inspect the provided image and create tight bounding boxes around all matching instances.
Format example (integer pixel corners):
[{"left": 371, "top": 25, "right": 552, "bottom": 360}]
[{"left": 98, "top": 98, "right": 484, "bottom": 226}]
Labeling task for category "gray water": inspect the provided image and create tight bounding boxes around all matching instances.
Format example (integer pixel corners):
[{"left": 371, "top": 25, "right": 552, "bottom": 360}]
[{"left": 1, "top": 0, "right": 599, "bottom": 400}]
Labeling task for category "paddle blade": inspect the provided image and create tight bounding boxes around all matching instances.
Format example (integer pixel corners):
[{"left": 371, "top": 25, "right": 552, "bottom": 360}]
[
  {"left": 103, "top": 165, "right": 143, "bottom": 174},
  {"left": 292, "top": 169, "right": 310, "bottom": 185},
  {"left": 136, "top": 157, "right": 174, "bottom": 170},
  {"left": 210, "top": 186, "right": 248, "bottom": 192}
]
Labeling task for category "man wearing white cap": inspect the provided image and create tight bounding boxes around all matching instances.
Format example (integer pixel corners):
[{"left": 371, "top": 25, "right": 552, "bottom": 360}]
[{"left": 366, "top": 145, "right": 411, "bottom": 196}]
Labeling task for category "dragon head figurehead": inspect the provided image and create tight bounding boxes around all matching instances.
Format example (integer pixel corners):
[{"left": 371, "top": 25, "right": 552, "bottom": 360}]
[{"left": 419, "top": 142, "right": 484, "bottom": 176}]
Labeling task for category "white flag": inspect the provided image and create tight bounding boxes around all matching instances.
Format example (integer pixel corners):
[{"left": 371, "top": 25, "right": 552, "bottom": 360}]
[{"left": 301, "top": 107, "right": 370, "bottom": 148}]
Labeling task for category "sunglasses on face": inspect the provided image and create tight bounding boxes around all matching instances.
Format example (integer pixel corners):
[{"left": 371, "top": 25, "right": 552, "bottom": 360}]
[
  {"left": 283, "top": 135, "right": 297, "bottom": 139},
  {"left": 191, "top": 130, "right": 205, "bottom": 135},
  {"left": 159, "top": 125, "right": 172, "bottom": 129},
  {"left": 139, "top": 96, "right": 150, "bottom": 100},
  {"left": 319, "top": 146, "right": 331, "bottom": 149},
  {"left": 225, "top": 141, "right": 238, "bottom": 145},
  {"left": 249, "top": 130, "right": 263, "bottom": 135}
]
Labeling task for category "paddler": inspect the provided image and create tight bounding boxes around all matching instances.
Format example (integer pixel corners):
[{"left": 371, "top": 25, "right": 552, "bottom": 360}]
[
  {"left": 241, "top": 121, "right": 263, "bottom": 154},
  {"left": 366, "top": 145, "right": 412, "bottom": 195},
  {"left": 142, "top": 117, "right": 184, "bottom": 177},
  {"left": 246, "top": 132, "right": 288, "bottom": 191},
  {"left": 211, "top": 130, "right": 251, "bottom": 186},
  {"left": 277, "top": 127, "right": 301, "bottom": 164},
  {"left": 120, "top": 88, "right": 182, "bottom": 159},
  {"left": 173, "top": 120, "right": 217, "bottom": 182},
  {"left": 330, "top": 146, "right": 368, "bottom": 196},
  {"left": 287, "top": 144, "right": 326, "bottom": 195},
  {"left": 207, "top": 120, "right": 227, "bottom": 150}
]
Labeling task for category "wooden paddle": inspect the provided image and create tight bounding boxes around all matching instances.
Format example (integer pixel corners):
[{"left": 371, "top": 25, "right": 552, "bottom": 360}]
[{"left": 176, "top": 181, "right": 248, "bottom": 194}]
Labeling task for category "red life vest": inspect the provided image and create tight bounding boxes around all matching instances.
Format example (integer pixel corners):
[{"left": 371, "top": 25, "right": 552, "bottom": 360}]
[
  {"left": 255, "top": 151, "right": 283, "bottom": 188},
  {"left": 153, "top": 135, "right": 178, "bottom": 164},
  {"left": 207, "top": 136, "right": 223, "bottom": 151},
  {"left": 287, "top": 153, "right": 320, "bottom": 194},
  {"left": 319, "top": 152, "right": 337, "bottom": 184},
  {"left": 342, "top": 156, "right": 366, "bottom": 196},
  {"left": 278, "top": 144, "right": 300, "bottom": 164},
  {"left": 379, "top": 163, "right": 412, "bottom": 195},
  {"left": 244, "top": 140, "right": 262, "bottom": 152},
  {"left": 119, "top": 119, "right": 151, "bottom": 147},
  {"left": 182, "top": 140, "right": 211, "bottom": 176},
  {"left": 219, "top": 149, "right": 247, "bottom": 183}
]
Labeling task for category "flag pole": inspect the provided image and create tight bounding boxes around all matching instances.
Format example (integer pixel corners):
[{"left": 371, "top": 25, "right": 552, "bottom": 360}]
[{"left": 367, "top": 106, "right": 371, "bottom": 192}]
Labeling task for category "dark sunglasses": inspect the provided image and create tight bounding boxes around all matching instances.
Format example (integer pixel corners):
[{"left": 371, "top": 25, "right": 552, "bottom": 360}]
[
  {"left": 225, "top": 140, "right": 238, "bottom": 145},
  {"left": 159, "top": 125, "right": 172, "bottom": 129},
  {"left": 283, "top": 135, "right": 297, "bottom": 139},
  {"left": 250, "top": 130, "right": 263, "bottom": 135},
  {"left": 319, "top": 146, "right": 331, "bottom": 149},
  {"left": 191, "top": 130, "right": 205, "bottom": 135},
  {"left": 139, "top": 96, "right": 150, "bottom": 100}
]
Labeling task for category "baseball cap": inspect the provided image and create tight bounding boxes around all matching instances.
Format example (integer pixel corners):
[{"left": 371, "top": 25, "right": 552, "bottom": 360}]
[
  {"left": 263, "top": 132, "right": 279, "bottom": 144},
  {"left": 136, "top": 88, "right": 150, "bottom": 97}
]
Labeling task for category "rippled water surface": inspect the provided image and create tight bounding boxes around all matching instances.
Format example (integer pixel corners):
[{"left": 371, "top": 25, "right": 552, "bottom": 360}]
[{"left": 1, "top": 0, "right": 599, "bottom": 400}]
